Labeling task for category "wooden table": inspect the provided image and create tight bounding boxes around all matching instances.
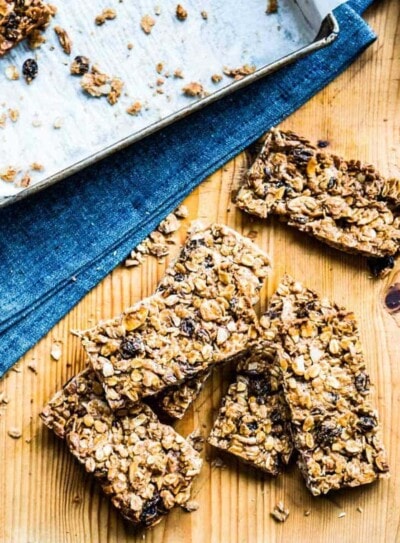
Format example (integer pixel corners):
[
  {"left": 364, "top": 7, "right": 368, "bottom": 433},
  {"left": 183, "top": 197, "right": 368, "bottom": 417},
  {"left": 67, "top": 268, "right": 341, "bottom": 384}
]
[{"left": 1, "top": 2, "right": 399, "bottom": 542}]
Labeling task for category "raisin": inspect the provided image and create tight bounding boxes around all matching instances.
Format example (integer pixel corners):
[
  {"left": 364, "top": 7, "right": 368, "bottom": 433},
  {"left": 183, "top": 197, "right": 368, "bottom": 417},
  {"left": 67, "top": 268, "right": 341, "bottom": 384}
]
[
  {"left": 367, "top": 255, "right": 395, "bottom": 278},
  {"left": 180, "top": 318, "right": 196, "bottom": 336},
  {"left": 204, "top": 255, "right": 213, "bottom": 268},
  {"left": 120, "top": 337, "right": 144, "bottom": 358},
  {"left": 270, "top": 409, "right": 283, "bottom": 424},
  {"left": 263, "top": 166, "right": 272, "bottom": 179},
  {"left": 358, "top": 414, "right": 377, "bottom": 432},
  {"left": 71, "top": 55, "right": 90, "bottom": 75},
  {"left": 174, "top": 273, "right": 184, "bottom": 282},
  {"left": 327, "top": 177, "right": 336, "bottom": 190},
  {"left": 22, "top": 58, "right": 38, "bottom": 84},
  {"left": 292, "top": 147, "right": 314, "bottom": 164},
  {"left": 247, "top": 375, "right": 271, "bottom": 403},
  {"left": 140, "top": 494, "right": 167, "bottom": 526},
  {"left": 4, "top": 13, "right": 19, "bottom": 41},
  {"left": 246, "top": 421, "right": 258, "bottom": 431},
  {"left": 317, "top": 140, "right": 329, "bottom": 148},
  {"left": 315, "top": 421, "right": 342, "bottom": 446},
  {"left": 355, "top": 372, "right": 370, "bottom": 393}
]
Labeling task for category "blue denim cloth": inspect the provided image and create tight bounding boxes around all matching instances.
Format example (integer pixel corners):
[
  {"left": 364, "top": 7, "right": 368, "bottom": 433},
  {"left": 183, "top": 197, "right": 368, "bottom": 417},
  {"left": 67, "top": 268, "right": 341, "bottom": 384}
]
[{"left": 0, "top": 0, "right": 375, "bottom": 375}]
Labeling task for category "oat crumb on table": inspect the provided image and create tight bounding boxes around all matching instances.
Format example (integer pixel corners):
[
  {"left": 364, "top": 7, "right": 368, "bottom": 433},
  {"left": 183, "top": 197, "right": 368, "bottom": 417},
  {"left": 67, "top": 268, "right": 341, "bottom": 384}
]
[
  {"left": 211, "top": 73, "right": 222, "bottom": 83},
  {"left": 126, "top": 101, "right": 142, "bottom": 116},
  {"left": 80, "top": 65, "right": 123, "bottom": 105},
  {"left": 271, "top": 501, "right": 289, "bottom": 522},
  {"left": 223, "top": 64, "right": 256, "bottom": 80},
  {"left": 95, "top": 8, "right": 117, "bottom": 26},
  {"left": 8, "top": 427, "right": 22, "bottom": 439},
  {"left": 5, "top": 65, "right": 19, "bottom": 80},
  {"left": 176, "top": 4, "right": 188, "bottom": 21},
  {"left": 54, "top": 26, "right": 72, "bottom": 55},
  {"left": 182, "top": 82, "right": 204, "bottom": 97},
  {"left": 141, "top": 14, "right": 155, "bottom": 34}
]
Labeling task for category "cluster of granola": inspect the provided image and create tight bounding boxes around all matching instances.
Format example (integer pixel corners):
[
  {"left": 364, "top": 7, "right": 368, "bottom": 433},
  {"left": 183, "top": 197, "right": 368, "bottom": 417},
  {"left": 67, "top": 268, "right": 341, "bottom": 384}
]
[
  {"left": 235, "top": 129, "right": 400, "bottom": 272},
  {"left": 0, "top": 0, "right": 53, "bottom": 56},
  {"left": 80, "top": 65, "right": 123, "bottom": 105},
  {"left": 41, "top": 369, "right": 202, "bottom": 527}
]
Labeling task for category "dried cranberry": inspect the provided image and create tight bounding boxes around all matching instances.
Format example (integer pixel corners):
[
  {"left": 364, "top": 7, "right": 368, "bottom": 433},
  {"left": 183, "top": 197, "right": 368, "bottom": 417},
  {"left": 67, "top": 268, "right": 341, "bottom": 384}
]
[
  {"left": 246, "top": 421, "right": 258, "bottom": 431},
  {"left": 120, "top": 337, "right": 144, "bottom": 358},
  {"left": 22, "top": 58, "right": 38, "bottom": 84},
  {"left": 355, "top": 372, "right": 370, "bottom": 393},
  {"left": 315, "top": 421, "right": 341, "bottom": 446},
  {"left": 180, "top": 318, "right": 196, "bottom": 336}
]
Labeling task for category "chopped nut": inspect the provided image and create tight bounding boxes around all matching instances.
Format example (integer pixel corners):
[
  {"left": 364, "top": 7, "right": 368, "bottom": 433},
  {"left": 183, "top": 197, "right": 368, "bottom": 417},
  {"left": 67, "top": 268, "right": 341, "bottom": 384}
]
[
  {"left": 271, "top": 501, "right": 289, "bottom": 523},
  {"left": 54, "top": 26, "right": 72, "bottom": 55},
  {"left": 141, "top": 14, "right": 155, "bottom": 34},
  {"left": 182, "top": 82, "right": 204, "bottom": 97},
  {"left": 176, "top": 4, "right": 187, "bottom": 21},
  {"left": 95, "top": 8, "right": 117, "bottom": 25}
]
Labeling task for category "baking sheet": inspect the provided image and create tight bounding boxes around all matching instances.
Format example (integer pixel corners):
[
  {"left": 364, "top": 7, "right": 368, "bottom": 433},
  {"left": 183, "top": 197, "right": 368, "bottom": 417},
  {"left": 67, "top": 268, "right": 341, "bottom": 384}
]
[{"left": 0, "top": 0, "right": 341, "bottom": 205}]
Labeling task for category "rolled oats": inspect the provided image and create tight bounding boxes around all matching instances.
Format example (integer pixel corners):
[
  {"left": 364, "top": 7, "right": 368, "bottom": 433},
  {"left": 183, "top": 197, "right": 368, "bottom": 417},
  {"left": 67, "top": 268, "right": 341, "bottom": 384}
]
[
  {"left": 82, "top": 224, "right": 271, "bottom": 409},
  {"left": 235, "top": 129, "right": 400, "bottom": 267},
  {"left": 54, "top": 26, "right": 72, "bottom": 55},
  {"left": 40, "top": 369, "right": 202, "bottom": 527}
]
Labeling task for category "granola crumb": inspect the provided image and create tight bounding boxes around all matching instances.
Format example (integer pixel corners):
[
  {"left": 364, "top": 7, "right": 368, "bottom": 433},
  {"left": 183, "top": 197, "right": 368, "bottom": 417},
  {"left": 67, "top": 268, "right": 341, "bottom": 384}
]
[
  {"left": 126, "top": 101, "right": 142, "bottom": 116},
  {"left": 182, "top": 500, "right": 199, "bottom": 512},
  {"left": 174, "top": 204, "right": 189, "bottom": 218},
  {"left": 176, "top": 4, "right": 188, "bottom": 20},
  {"left": 174, "top": 68, "right": 184, "bottom": 79},
  {"left": 81, "top": 66, "right": 123, "bottom": 105},
  {"left": 28, "top": 361, "right": 38, "bottom": 373},
  {"left": 201, "top": 10, "right": 208, "bottom": 20},
  {"left": 156, "top": 62, "right": 164, "bottom": 74},
  {"left": 19, "top": 173, "right": 31, "bottom": 188},
  {"left": 127, "top": 42, "right": 134, "bottom": 50},
  {"left": 356, "top": 506, "right": 363, "bottom": 513},
  {"left": 223, "top": 64, "right": 256, "bottom": 80},
  {"left": 30, "top": 162, "right": 44, "bottom": 171},
  {"left": 54, "top": 26, "right": 72, "bottom": 55},
  {"left": 95, "top": 8, "right": 117, "bottom": 25},
  {"left": 5, "top": 65, "right": 19, "bottom": 80},
  {"left": 50, "top": 342, "right": 62, "bottom": 361},
  {"left": 70, "top": 56, "right": 90, "bottom": 76},
  {"left": 141, "top": 14, "right": 155, "bottom": 34},
  {"left": 338, "top": 512, "right": 346, "bottom": 519},
  {"left": 8, "top": 428, "right": 22, "bottom": 439},
  {"left": 53, "top": 117, "right": 63, "bottom": 129},
  {"left": 0, "top": 113, "right": 6, "bottom": 128},
  {"left": 182, "top": 82, "right": 204, "bottom": 97},
  {"left": 211, "top": 457, "right": 226, "bottom": 469},
  {"left": 154, "top": 5, "right": 161, "bottom": 16},
  {"left": 8, "top": 109, "right": 19, "bottom": 122},
  {"left": 211, "top": 73, "right": 222, "bottom": 83},
  {"left": 187, "top": 429, "right": 205, "bottom": 453},
  {"left": 0, "top": 166, "right": 18, "bottom": 182},
  {"left": 271, "top": 502, "right": 289, "bottom": 523},
  {"left": 266, "top": 0, "right": 278, "bottom": 14},
  {"left": 304, "top": 509, "right": 311, "bottom": 517}
]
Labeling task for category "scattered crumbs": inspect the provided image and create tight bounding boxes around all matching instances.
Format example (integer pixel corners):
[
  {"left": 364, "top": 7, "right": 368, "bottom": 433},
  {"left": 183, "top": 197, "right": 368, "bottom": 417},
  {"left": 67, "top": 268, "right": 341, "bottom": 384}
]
[
  {"left": 81, "top": 66, "right": 123, "bottom": 105},
  {"left": 304, "top": 509, "right": 311, "bottom": 517},
  {"left": 356, "top": 506, "right": 363, "bottom": 513},
  {"left": 5, "top": 65, "right": 19, "bottom": 80},
  {"left": 8, "top": 108, "right": 19, "bottom": 122},
  {"left": 53, "top": 117, "right": 63, "bottom": 129},
  {"left": 266, "top": 0, "right": 278, "bottom": 14},
  {"left": 31, "top": 162, "right": 44, "bottom": 171},
  {"left": 0, "top": 166, "right": 19, "bottom": 182},
  {"left": 317, "top": 139, "right": 330, "bottom": 148},
  {"left": 126, "top": 101, "right": 142, "bottom": 116},
  {"left": 156, "top": 62, "right": 164, "bottom": 74},
  {"left": 54, "top": 26, "right": 72, "bottom": 55},
  {"left": 338, "top": 512, "right": 346, "bottom": 519},
  {"left": 125, "top": 206, "right": 187, "bottom": 267},
  {"left": 174, "top": 68, "right": 184, "bottom": 79},
  {"left": 22, "top": 58, "right": 38, "bottom": 84},
  {"left": 156, "top": 77, "right": 165, "bottom": 86},
  {"left": 211, "top": 457, "right": 226, "bottom": 469},
  {"left": 141, "top": 14, "right": 155, "bottom": 34},
  {"left": 27, "top": 361, "right": 38, "bottom": 374},
  {"left": 18, "top": 173, "right": 31, "bottom": 188},
  {"left": 211, "top": 73, "right": 222, "bottom": 83},
  {"left": 223, "top": 64, "right": 256, "bottom": 80},
  {"left": 50, "top": 342, "right": 62, "bottom": 361},
  {"left": 182, "top": 81, "right": 204, "bottom": 97},
  {"left": 182, "top": 500, "right": 199, "bottom": 512},
  {"left": 8, "top": 427, "right": 22, "bottom": 439},
  {"left": 127, "top": 42, "right": 134, "bottom": 50},
  {"left": 95, "top": 8, "right": 117, "bottom": 26},
  {"left": 271, "top": 501, "right": 290, "bottom": 523},
  {"left": 176, "top": 4, "right": 188, "bottom": 21},
  {"left": 70, "top": 55, "right": 90, "bottom": 76},
  {"left": 201, "top": 10, "right": 208, "bottom": 20},
  {"left": 154, "top": 5, "right": 161, "bottom": 16},
  {"left": 28, "top": 29, "right": 47, "bottom": 50}
]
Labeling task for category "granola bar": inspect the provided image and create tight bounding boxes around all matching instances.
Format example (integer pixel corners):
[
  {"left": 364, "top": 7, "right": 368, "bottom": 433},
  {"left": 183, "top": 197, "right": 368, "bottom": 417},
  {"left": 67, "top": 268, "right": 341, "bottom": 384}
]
[
  {"left": 208, "top": 351, "right": 293, "bottom": 475},
  {"left": 41, "top": 370, "right": 202, "bottom": 528},
  {"left": 273, "top": 283, "right": 389, "bottom": 495},
  {"left": 0, "top": 0, "right": 52, "bottom": 56},
  {"left": 82, "top": 224, "right": 271, "bottom": 409},
  {"left": 236, "top": 128, "right": 400, "bottom": 259}
]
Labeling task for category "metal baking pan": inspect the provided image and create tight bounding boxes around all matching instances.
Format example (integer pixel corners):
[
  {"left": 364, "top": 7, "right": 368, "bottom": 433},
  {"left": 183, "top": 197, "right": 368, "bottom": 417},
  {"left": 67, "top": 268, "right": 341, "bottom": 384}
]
[{"left": 0, "top": 0, "right": 339, "bottom": 208}]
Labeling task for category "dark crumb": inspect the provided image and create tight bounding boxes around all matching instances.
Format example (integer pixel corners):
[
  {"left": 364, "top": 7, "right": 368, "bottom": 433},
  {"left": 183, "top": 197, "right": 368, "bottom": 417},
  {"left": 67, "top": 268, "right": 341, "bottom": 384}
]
[
  {"left": 176, "top": 4, "right": 188, "bottom": 20},
  {"left": 70, "top": 56, "right": 90, "bottom": 76},
  {"left": 22, "top": 58, "right": 38, "bottom": 84},
  {"left": 266, "top": 0, "right": 278, "bottom": 14},
  {"left": 317, "top": 140, "right": 330, "bottom": 148},
  {"left": 367, "top": 255, "right": 395, "bottom": 278}
]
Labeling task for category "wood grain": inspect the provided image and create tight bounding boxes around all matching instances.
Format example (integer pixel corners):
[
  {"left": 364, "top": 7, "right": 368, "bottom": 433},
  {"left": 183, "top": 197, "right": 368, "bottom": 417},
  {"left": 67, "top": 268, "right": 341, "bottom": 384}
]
[{"left": 1, "top": 1, "right": 400, "bottom": 542}]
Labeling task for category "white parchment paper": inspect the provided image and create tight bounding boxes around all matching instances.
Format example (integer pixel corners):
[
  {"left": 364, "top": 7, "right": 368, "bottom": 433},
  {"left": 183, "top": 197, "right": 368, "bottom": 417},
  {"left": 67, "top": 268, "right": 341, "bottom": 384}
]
[{"left": 0, "top": 0, "right": 344, "bottom": 199}]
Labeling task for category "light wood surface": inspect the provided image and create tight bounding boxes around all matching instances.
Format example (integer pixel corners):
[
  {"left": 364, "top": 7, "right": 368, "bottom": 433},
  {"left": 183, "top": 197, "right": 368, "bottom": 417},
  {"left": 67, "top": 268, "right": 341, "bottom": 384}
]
[{"left": 1, "top": 2, "right": 400, "bottom": 542}]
